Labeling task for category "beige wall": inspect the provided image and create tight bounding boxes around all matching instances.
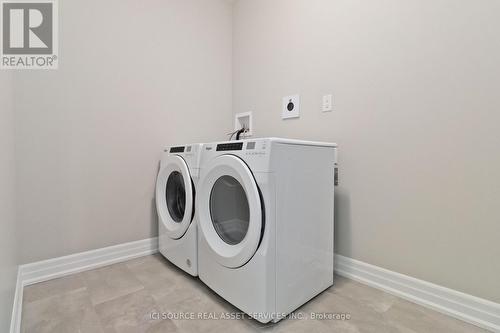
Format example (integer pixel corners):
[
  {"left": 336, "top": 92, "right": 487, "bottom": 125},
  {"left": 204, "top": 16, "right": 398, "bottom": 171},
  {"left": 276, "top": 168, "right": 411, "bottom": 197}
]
[
  {"left": 233, "top": 0, "right": 500, "bottom": 302},
  {"left": 15, "top": 0, "right": 233, "bottom": 263},
  {"left": 0, "top": 72, "right": 17, "bottom": 331}
]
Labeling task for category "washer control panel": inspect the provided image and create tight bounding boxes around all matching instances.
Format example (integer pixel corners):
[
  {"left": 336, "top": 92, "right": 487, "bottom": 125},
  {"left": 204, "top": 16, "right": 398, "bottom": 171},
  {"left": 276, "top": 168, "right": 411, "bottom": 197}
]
[
  {"left": 162, "top": 144, "right": 202, "bottom": 170},
  {"left": 201, "top": 140, "right": 271, "bottom": 172},
  {"left": 169, "top": 146, "right": 185, "bottom": 153}
]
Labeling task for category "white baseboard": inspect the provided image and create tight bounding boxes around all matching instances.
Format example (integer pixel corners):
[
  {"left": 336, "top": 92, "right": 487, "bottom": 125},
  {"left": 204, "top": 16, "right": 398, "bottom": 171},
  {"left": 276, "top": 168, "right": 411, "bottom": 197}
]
[
  {"left": 20, "top": 237, "right": 158, "bottom": 286},
  {"left": 9, "top": 237, "right": 158, "bottom": 333},
  {"left": 9, "top": 268, "right": 23, "bottom": 333},
  {"left": 335, "top": 254, "right": 500, "bottom": 332}
]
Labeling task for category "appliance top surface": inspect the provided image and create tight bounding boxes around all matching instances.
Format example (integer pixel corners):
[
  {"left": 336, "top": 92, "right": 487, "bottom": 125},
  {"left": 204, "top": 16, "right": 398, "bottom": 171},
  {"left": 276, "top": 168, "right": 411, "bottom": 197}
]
[{"left": 208, "top": 137, "right": 337, "bottom": 148}]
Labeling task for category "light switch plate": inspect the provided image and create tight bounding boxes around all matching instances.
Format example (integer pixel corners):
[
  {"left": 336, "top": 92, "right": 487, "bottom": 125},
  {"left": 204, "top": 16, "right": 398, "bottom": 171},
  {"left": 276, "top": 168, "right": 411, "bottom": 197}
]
[
  {"left": 322, "top": 94, "right": 333, "bottom": 112},
  {"left": 282, "top": 95, "right": 300, "bottom": 119}
]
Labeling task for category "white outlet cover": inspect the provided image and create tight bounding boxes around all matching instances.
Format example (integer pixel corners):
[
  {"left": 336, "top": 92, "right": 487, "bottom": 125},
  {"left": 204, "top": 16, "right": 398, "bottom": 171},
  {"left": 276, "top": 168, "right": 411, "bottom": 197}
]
[
  {"left": 322, "top": 94, "right": 333, "bottom": 112},
  {"left": 282, "top": 95, "right": 300, "bottom": 119},
  {"left": 234, "top": 111, "right": 252, "bottom": 136}
]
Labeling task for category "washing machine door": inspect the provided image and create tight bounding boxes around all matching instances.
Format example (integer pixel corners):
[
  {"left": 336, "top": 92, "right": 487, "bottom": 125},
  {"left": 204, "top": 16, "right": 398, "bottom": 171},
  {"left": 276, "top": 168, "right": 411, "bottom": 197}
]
[
  {"left": 198, "top": 154, "right": 262, "bottom": 268},
  {"left": 156, "top": 155, "right": 194, "bottom": 240}
]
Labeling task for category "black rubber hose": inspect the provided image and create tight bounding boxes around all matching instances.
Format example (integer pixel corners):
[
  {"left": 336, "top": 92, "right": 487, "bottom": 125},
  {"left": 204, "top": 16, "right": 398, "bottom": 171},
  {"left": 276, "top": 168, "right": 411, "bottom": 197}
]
[{"left": 235, "top": 128, "right": 245, "bottom": 140}]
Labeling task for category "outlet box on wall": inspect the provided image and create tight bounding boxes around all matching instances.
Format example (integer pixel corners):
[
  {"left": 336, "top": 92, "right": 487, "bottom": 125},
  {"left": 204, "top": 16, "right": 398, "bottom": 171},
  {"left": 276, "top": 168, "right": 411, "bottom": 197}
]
[
  {"left": 282, "top": 95, "right": 300, "bottom": 119},
  {"left": 234, "top": 111, "right": 253, "bottom": 136}
]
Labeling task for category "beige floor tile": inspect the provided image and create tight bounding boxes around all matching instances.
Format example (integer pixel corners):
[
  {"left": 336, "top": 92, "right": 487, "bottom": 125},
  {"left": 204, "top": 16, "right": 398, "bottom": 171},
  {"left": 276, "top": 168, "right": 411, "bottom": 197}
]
[
  {"left": 301, "top": 288, "right": 400, "bottom": 332},
  {"left": 82, "top": 262, "right": 145, "bottom": 306},
  {"left": 94, "top": 288, "right": 162, "bottom": 333},
  {"left": 153, "top": 277, "right": 253, "bottom": 333},
  {"left": 331, "top": 275, "right": 398, "bottom": 313},
  {"left": 126, "top": 253, "right": 181, "bottom": 276},
  {"left": 208, "top": 317, "right": 260, "bottom": 333},
  {"left": 146, "top": 319, "right": 179, "bottom": 333},
  {"left": 152, "top": 272, "right": 210, "bottom": 310},
  {"left": 21, "top": 288, "right": 103, "bottom": 333},
  {"left": 126, "top": 254, "right": 189, "bottom": 300},
  {"left": 20, "top": 255, "right": 490, "bottom": 333},
  {"left": 270, "top": 315, "right": 341, "bottom": 333},
  {"left": 23, "top": 274, "right": 86, "bottom": 304}
]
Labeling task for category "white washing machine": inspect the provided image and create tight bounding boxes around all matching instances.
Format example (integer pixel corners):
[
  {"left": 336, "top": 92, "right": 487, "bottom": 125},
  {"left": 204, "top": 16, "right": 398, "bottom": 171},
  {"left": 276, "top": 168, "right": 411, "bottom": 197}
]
[
  {"left": 197, "top": 138, "right": 337, "bottom": 323},
  {"left": 156, "top": 144, "right": 202, "bottom": 276}
]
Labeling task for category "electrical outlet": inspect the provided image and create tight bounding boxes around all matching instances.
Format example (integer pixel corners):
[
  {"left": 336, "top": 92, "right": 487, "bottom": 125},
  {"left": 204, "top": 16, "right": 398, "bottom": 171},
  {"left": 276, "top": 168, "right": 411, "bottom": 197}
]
[
  {"left": 322, "top": 94, "right": 333, "bottom": 112},
  {"left": 282, "top": 95, "right": 300, "bottom": 119}
]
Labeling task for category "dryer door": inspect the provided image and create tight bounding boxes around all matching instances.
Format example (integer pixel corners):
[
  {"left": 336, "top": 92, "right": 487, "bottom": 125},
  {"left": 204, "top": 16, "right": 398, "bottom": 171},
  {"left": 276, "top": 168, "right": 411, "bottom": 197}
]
[
  {"left": 198, "top": 154, "right": 263, "bottom": 268},
  {"left": 156, "top": 155, "right": 194, "bottom": 239}
]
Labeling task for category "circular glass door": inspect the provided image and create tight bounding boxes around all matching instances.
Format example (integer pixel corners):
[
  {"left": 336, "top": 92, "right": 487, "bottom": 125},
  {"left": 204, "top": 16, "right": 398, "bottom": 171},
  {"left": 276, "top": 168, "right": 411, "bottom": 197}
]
[
  {"left": 210, "top": 175, "right": 250, "bottom": 245},
  {"left": 156, "top": 155, "right": 193, "bottom": 239},
  {"left": 166, "top": 171, "right": 186, "bottom": 223},
  {"left": 197, "top": 154, "right": 262, "bottom": 268}
]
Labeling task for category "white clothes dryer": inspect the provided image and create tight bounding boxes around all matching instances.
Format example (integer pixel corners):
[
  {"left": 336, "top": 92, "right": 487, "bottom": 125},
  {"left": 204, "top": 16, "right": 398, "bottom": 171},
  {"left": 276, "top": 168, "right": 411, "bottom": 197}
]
[
  {"left": 196, "top": 138, "right": 337, "bottom": 323},
  {"left": 156, "top": 144, "right": 202, "bottom": 276}
]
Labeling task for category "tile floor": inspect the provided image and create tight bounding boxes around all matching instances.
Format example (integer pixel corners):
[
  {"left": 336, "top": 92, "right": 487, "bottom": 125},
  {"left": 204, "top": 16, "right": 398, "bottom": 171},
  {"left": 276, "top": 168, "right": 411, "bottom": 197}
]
[{"left": 21, "top": 254, "right": 487, "bottom": 333}]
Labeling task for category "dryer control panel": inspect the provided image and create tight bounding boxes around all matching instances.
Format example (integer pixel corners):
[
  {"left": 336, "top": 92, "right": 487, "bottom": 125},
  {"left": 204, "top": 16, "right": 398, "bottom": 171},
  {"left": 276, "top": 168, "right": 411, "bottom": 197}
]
[
  {"left": 244, "top": 141, "right": 268, "bottom": 156},
  {"left": 201, "top": 139, "right": 271, "bottom": 173},
  {"left": 216, "top": 142, "right": 244, "bottom": 151},
  {"left": 212, "top": 141, "right": 268, "bottom": 155}
]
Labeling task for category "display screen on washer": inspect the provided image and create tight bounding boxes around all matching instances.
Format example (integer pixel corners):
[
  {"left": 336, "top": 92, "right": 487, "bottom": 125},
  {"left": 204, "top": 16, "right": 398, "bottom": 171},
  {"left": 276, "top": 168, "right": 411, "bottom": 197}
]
[
  {"left": 170, "top": 146, "right": 185, "bottom": 153},
  {"left": 166, "top": 171, "right": 186, "bottom": 222},
  {"left": 246, "top": 142, "right": 256, "bottom": 150},
  {"left": 216, "top": 142, "right": 244, "bottom": 151},
  {"left": 209, "top": 175, "right": 250, "bottom": 245}
]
